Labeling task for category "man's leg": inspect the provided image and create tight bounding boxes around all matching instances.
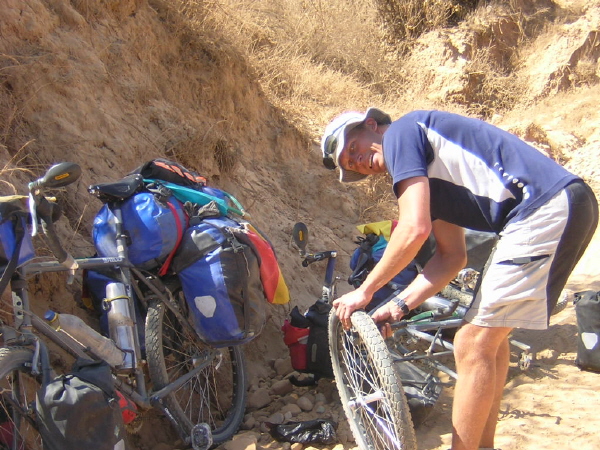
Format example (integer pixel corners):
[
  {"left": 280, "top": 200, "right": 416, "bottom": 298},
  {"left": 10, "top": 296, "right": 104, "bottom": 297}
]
[
  {"left": 479, "top": 335, "right": 510, "bottom": 448},
  {"left": 451, "top": 324, "right": 513, "bottom": 450}
]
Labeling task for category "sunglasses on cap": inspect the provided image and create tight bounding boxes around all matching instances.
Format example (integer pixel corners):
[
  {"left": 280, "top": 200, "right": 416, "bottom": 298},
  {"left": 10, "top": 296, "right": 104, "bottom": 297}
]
[
  {"left": 322, "top": 117, "right": 360, "bottom": 170},
  {"left": 322, "top": 134, "right": 338, "bottom": 170}
]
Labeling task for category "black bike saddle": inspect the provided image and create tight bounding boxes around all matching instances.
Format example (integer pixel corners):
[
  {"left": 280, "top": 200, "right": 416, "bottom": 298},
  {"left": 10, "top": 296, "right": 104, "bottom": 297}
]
[{"left": 88, "top": 174, "right": 144, "bottom": 203}]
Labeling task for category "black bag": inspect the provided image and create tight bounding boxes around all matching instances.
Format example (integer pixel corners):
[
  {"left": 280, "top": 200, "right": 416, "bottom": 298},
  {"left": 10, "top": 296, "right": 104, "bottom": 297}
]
[
  {"left": 574, "top": 290, "right": 600, "bottom": 372},
  {"left": 269, "top": 419, "right": 337, "bottom": 444},
  {"left": 284, "top": 301, "right": 333, "bottom": 383},
  {"left": 36, "top": 359, "right": 128, "bottom": 450},
  {"left": 348, "top": 233, "right": 419, "bottom": 310},
  {"left": 304, "top": 301, "right": 333, "bottom": 378}
]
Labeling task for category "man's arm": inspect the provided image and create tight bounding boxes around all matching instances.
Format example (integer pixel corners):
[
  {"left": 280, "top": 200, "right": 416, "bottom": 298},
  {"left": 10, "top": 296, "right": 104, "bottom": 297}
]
[
  {"left": 371, "top": 218, "right": 467, "bottom": 325},
  {"left": 359, "top": 176, "right": 432, "bottom": 297},
  {"left": 333, "top": 176, "right": 432, "bottom": 328}
]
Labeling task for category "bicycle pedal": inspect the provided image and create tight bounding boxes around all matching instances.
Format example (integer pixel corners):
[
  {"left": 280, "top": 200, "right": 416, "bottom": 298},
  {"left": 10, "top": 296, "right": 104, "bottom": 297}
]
[
  {"left": 519, "top": 352, "right": 532, "bottom": 371},
  {"left": 191, "top": 422, "right": 213, "bottom": 450}
]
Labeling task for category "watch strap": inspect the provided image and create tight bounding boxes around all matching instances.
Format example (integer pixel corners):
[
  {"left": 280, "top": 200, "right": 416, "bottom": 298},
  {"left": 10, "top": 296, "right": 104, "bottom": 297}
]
[{"left": 393, "top": 296, "right": 410, "bottom": 315}]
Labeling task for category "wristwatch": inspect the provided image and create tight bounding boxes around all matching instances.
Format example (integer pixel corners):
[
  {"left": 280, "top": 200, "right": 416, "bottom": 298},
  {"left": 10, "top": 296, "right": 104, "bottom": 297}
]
[{"left": 393, "top": 296, "right": 410, "bottom": 315}]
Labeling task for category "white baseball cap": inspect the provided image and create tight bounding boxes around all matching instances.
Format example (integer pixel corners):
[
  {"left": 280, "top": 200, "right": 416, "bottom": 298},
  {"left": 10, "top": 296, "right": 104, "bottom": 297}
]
[{"left": 321, "top": 107, "right": 391, "bottom": 182}]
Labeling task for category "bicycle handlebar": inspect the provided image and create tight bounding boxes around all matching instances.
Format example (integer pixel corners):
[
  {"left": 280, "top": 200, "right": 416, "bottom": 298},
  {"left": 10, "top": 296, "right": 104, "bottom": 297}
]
[
  {"left": 27, "top": 162, "right": 82, "bottom": 270},
  {"left": 301, "top": 250, "right": 337, "bottom": 267},
  {"left": 426, "top": 298, "right": 459, "bottom": 319},
  {"left": 389, "top": 297, "right": 460, "bottom": 331}
]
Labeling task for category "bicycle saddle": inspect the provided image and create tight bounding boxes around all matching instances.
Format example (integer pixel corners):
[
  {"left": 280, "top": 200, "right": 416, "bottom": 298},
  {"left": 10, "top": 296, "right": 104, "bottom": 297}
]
[{"left": 88, "top": 174, "right": 144, "bottom": 203}]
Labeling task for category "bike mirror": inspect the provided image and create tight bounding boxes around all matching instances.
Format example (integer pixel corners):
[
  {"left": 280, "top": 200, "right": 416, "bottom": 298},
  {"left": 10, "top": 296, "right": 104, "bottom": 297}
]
[
  {"left": 37, "top": 162, "right": 82, "bottom": 189},
  {"left": 292, "top": 222, "right": 309, "bottom": 255}
]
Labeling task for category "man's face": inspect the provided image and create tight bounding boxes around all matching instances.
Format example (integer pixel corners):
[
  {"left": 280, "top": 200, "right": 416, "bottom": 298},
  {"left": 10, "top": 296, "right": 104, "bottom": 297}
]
[{"left": 338, "top": 122, "right": 386, "bottom": 176}]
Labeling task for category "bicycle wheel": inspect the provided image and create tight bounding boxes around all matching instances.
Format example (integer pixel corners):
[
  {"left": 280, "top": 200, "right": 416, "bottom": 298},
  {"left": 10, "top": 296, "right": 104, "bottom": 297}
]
[
  {"left": 0, "top": 347, "right": 43, "bottom": 450},
  {"left": 329, "top": 310, "right": 417, "bottom": 450},
  {"left": 439, "top": 284, "right": 473, "bottom": 307},
  {"left": 145, "top": 292, "right": 247, "bottom": 446},
  {"left": 551, "top": 289, "right": 569, "bottom": 316}
]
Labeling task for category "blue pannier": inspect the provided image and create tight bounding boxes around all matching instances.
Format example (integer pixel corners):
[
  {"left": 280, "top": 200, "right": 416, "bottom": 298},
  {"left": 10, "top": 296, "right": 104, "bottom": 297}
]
[
  {"left": 92, "top": 192, "right": 186, "bottom": 269},
  {"left": 171, "top": 216, "right": 267, "bottom": 347},
  {"left": 0, "top": 197, "right": 35, "bottom": 270}
]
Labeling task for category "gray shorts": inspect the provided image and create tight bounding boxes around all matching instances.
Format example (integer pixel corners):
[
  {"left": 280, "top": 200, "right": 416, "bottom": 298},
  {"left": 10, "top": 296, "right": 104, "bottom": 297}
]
[{"left": 464, "top": 181, "right": 598, "bottom": 330}]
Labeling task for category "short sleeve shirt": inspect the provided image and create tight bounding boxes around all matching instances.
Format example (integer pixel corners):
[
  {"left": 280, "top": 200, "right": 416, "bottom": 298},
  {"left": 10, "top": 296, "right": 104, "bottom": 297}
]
[{"left": 383, "top": 111, "right": 579, "bottom": 233}]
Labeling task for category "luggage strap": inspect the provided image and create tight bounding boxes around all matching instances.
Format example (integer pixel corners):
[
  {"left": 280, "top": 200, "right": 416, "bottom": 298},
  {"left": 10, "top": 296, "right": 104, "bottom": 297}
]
[
  {"left": 145, "top": 179, "right": 248, "bottom": 218},
  {"left": 158, "top": 199, "right": 187, "bottom": 277}
]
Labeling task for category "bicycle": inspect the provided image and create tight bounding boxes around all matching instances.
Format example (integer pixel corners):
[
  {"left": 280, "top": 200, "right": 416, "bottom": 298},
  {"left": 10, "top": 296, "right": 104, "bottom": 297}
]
[
  {"left": 292, "top": 223, "right": 418, "bottom": 450},
  {"left": 0, "top": 162, "right": 248, "bottom": 449},
  {"left": 292, "top": 222, "right": 567, "bottom": 450}
]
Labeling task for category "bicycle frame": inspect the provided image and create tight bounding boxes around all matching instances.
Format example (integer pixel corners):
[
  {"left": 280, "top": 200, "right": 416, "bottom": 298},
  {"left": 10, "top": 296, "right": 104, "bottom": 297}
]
[
  {"left": 292, "top": 222, "right": 339, "bottom": 304},
  {"left": 292, "top": 222, "right": 532, "bottom": 385},
  {"left": 1, "top": 165, "right": 218, "bottom": 445}
]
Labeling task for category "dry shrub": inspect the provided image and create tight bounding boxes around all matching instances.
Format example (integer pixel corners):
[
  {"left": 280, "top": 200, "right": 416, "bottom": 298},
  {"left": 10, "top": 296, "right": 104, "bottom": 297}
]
[
  {"left": 452, "top": 50, "right": 525, "bottom": 118},
  {"left": 375, "top": 0, "right": 480, "bottom": 51},
  {"left": 70, "top": 0, "right": 140, "bottom": 21},
  {"left": 0, "top": 73, "right": 33, "bottom": 158},
  {"left": 570, "top": 59, "right": 600, "bottom": 87},
  {"left": 567, "top": 29, "right": 600, "bottom": 88},
  {"left": 163, "top": 125, "right": 236, "bottom": 180},
  {"left": 355, "top": 173, "right": 397, "bottom": 223},
  {"left": 521, "top": 123, "right": 570, "bottom": 166},
  {"left": 173, "top": 0, "right": 404, "bottom": 127}
]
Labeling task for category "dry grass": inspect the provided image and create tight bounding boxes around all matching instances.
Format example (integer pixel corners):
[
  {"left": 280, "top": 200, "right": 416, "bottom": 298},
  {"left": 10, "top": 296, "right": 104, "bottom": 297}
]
[
  {"left": 355, "top": 173, "right": 397, "bottom": 223},
  {"left": 173, "top": 0, "right": 404, "bottom": 125},
  {"left": 2, "top": 0, "right": 598, "bottom": 224},
  {"left": 375, "top": 0, "right": 479, "bottom": 51},
  {"left": 455, "top": 50, "right": 526, "bottom": 118}
]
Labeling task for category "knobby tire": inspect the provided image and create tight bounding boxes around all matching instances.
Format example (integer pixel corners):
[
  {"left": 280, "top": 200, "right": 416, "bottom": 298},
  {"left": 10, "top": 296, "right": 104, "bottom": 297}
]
[
  {"left": 440, "top": 281, "right": 569, "bottom": 316},
  {"left": 329, "top": 310, "right": 417, "bottom": 450},
  {"left": 145, "top": 294, "right": 247, "bottom": 447}
]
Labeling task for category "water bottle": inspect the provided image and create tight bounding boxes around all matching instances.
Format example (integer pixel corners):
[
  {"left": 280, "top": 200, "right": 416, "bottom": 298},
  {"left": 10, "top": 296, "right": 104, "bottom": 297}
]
[
  {"left": 44, "top": 310, "right": 124, "bottom": 367},
  {"left": 104, "top": 282, "right": 136, "bottom": 370}
]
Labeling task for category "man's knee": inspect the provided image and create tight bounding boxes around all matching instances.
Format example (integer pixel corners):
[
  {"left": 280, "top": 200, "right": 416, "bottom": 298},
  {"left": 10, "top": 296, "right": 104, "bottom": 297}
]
[{"left": 454, "top": 324, "right": 512, "bottom": 363}]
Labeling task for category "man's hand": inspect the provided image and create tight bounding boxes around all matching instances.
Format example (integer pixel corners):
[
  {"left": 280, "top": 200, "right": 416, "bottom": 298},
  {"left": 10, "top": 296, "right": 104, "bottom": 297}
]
[
  {"left": 371, "top": 301, "right": 406, "bottom": 338},
  {"left": 333, "top": 290, "right": 371, "bottom": 330}
]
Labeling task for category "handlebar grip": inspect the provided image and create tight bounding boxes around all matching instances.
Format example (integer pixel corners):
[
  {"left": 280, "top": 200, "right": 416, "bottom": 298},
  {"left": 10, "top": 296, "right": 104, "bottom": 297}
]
[
  {"left": 36, "top": 196, "right": 62, "bottom": 223},
  {"left": 41, "top": 220, "right": 77, "bottom": 269},
  {"left": 429, "top": 299, "right": 459, "bottom": 319},
  {"left": 390, "top": 320, "right": 409, "bottom": 330},
  {"left": 302, "top": 251, "right": 336, "bottom": 267}
]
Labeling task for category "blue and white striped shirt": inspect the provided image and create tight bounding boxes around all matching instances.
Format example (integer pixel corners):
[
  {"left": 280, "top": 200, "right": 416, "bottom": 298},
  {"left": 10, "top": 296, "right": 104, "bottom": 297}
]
[{"left": 383, "top": 110, "right": 579, "bottom": 232}]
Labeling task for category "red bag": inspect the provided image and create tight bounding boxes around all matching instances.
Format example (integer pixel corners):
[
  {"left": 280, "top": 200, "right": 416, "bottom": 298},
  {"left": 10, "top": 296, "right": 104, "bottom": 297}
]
[{"left": 282, "top": 320, "right": 309, "bottom": 371}]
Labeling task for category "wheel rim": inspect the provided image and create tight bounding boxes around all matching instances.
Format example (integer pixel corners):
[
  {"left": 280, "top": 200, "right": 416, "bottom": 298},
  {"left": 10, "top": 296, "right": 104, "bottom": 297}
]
[
  {"left": 159, "top": 301, "right": 242, "bottom": 436},
  {"left": 333, "top": 319, "right": 406, "bottom": 450},
  {"left": 0, "top": 366, "right": 43, "bottom": 450}
]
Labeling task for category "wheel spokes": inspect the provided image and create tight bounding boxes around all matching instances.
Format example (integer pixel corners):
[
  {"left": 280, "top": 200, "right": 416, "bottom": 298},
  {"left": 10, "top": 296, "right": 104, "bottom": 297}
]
[{"left": 338, "top": 326, "right": 403, "bottom": 450}]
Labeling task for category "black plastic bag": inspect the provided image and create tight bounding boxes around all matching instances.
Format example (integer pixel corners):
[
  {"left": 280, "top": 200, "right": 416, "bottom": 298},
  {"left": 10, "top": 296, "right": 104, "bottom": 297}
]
[{"left": 269, "top": 419, "right": 337, "bottom": 444}]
